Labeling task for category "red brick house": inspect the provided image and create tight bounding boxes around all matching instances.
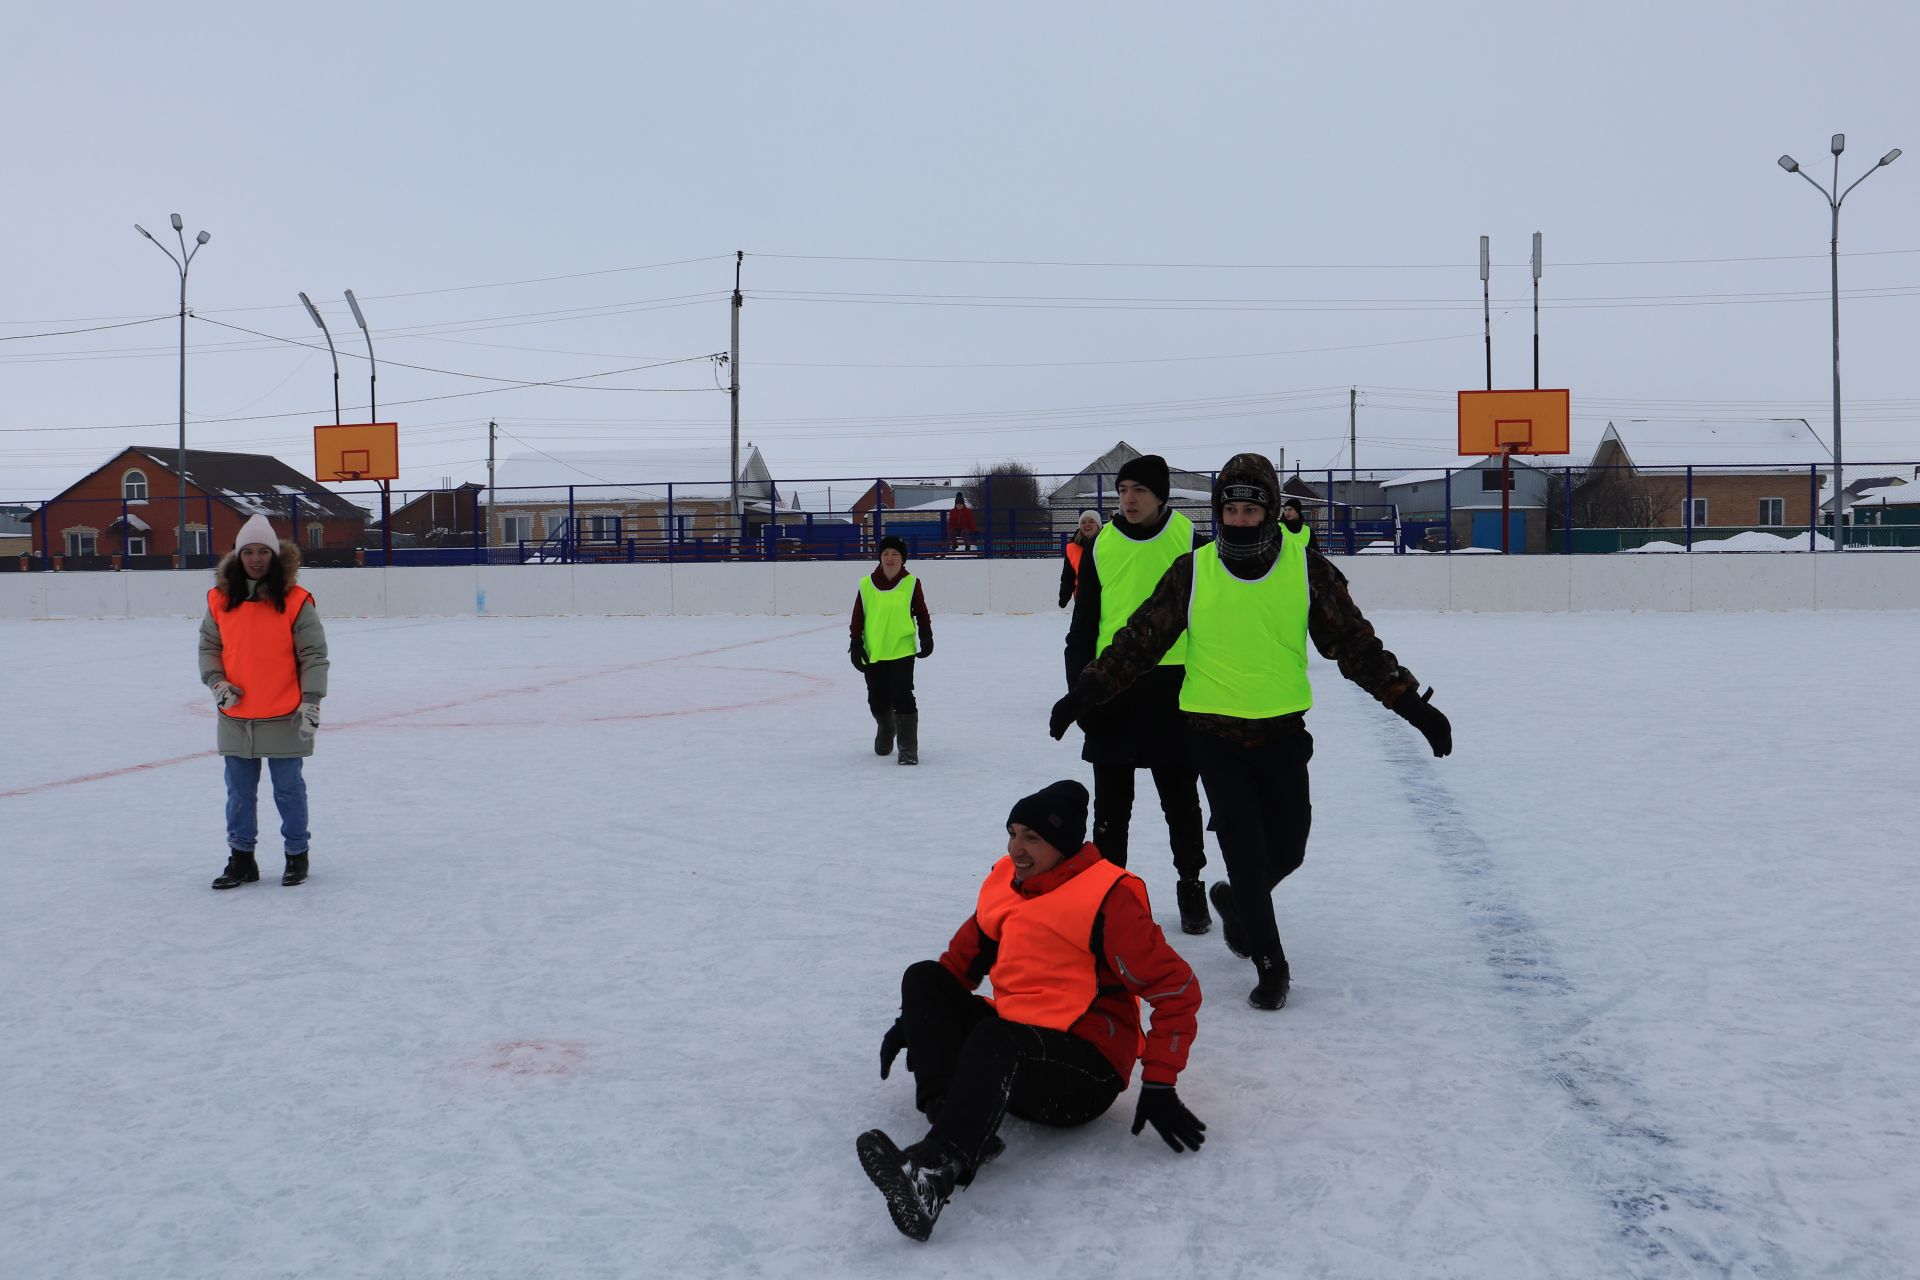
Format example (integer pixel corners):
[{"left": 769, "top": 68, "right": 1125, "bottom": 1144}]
[{"left": 28, "top": 446, "right": 369, "bottom": 566}]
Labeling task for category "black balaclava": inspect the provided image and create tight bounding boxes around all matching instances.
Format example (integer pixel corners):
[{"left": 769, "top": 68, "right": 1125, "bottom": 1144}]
[{"left": 1212, "top": 452, "right": 1282, "bottom": 567}]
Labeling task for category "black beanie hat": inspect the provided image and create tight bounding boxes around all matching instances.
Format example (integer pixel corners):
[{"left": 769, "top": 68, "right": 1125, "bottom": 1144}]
[
  {"left": 1007, "top": 780, "right": 1090, "bottom": 856},
  {"left": 877, "top": 534, "right": 908, "bottom": 559},
  {"left": 1116, "top": 454, "right": 1171, "bottom": 503}
]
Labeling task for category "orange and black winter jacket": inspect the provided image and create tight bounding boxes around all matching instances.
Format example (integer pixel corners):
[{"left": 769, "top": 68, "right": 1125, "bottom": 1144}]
[{"left": 938, "top": 844, "right": 1201, "bottom": 1087}]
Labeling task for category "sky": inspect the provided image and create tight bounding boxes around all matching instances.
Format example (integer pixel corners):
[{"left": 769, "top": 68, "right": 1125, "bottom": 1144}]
[{"left": 2, "top": 0, "right": 1916, "bottom": 498}]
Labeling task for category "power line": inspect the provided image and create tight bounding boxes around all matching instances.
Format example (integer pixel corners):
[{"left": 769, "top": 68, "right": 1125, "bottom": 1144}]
[
  {"left": 749, "top": 248, "right": 1920, "bottom": 270},
  {"left": 0, "top": 315, "right": 174, "bottom": 342}
]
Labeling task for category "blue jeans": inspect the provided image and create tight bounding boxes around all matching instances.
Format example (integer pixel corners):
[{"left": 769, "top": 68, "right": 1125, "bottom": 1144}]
[{"left": 224, "top": 756, "right": 310, "bottom": 855}]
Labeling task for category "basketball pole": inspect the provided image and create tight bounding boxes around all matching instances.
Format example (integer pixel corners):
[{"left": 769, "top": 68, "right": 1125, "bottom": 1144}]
[
  {"left": 729, "top": 251, "right": 743, "bottom": 537},
  {"left": 1531, "top": 232, "right": 1542, "bottom": 391},
  {"left": 345, "top": 289, "right": 389, "bottom": 564}
]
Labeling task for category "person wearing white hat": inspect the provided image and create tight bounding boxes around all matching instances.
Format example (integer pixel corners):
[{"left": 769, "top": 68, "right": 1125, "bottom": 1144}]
[
  {"left": 197, "top": 514, "right": 330, "bottom": 890},
  {"left": 1057, "top": 509, "right": 1103, "bottom": 609}
]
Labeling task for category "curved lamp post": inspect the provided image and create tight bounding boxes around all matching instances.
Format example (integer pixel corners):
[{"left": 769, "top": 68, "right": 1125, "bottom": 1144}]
[{"left": 135, "top": 214, "right": 211, "bottom": 566}]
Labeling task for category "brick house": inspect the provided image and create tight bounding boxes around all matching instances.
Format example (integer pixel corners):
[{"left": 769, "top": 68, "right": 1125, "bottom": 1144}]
[
  {"left": 1583, "top": 420, "right": 1832, "bottom": 536},
  {"left": 379, "top": 482, "right": 487, "bottom": 545},
  {"left": 27, "top": 446, "right": 370, "bottom": 567}
]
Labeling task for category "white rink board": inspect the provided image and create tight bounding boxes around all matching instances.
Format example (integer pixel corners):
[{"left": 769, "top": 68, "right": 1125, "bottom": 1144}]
[{"left": 2, "top": 553, "right": 1918, "bottom": 618}]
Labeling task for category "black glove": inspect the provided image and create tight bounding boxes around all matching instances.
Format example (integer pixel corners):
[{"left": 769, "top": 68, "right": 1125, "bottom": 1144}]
[
  {"left": 1048, "top": 690, "right": 1083, "bottom": 741},
  {"left": 880, "top": 1019, "right": 906, "bottom": 1080},
  {"left": 916, "top": 626, "right": 934, "bottom": 659},
  {"left": 1393, "top": 686, "right": 1452, "bottom": 758},
  {"left": 850, "top": 640, "right": 867, "bottom": 672},
  {"left": 1131, "top": 1083, "right": 1206, "bottom": 1153}
]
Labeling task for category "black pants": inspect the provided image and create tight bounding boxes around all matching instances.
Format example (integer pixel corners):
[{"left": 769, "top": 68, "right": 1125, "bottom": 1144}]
[
  {"left": 1192, "top": 729, "right": 1313, "bottom": 961},
  {"left": 898, "top": 960, "right": 1122, "bottom": 1172},
  {"left": 864, "top": 656, "right": 916, "bottom": 717},
  {"left": 1091, "top": 761, "right": 1206, "bottom": 878}
]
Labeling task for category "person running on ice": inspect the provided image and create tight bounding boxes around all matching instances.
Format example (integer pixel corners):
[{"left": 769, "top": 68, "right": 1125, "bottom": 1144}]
[
  {"left": 1060, "top": 454, "right": 1214, "bottom": 935},
  {"left": 850, "top": 534, "right": 933, "bottom": 765},
  {"left": 199, "top": 514, "right": 329, "bottom": 890},
  {"left": 857, "top": 779, "right": 1205, "bottom": 1243},
  {"left": 1049, "top": 453, "right": 1452, "bottom": 1011},
  {"left": 1056, "top": 509, "right": 1102, "bottom": 607}
]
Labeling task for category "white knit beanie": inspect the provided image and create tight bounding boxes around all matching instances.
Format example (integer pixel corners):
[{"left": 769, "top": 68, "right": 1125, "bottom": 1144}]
[
  {"left": 1078, "top": 509, "right": 1102, "bottom": 525},
  {"left": 234, "top": 514, "right": 280, "bottom": 553}
]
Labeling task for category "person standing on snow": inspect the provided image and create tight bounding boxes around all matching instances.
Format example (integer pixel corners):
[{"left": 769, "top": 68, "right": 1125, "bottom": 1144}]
[
  {"left": 857, "top": 779, "right": 1205, "bottom": 1243},
  {"left": 1060, "top": 454, "right": 1213, "bottom": 936},
  {"left": 850, "top": 534, "right": 934, "bottom": 766},
  {"left": 1050, "top": 453, "right": 1452, "bottom": 1011},
  {"left": 1056, "top": 509, "right": 1102, "bottom": 608},
  {"left": 199, "top": 513, "right": 329, "bottom": 890}
]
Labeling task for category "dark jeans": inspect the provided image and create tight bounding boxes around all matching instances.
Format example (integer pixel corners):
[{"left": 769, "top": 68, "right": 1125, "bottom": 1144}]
[
  {"left": 897, "top": 961, "right": 1122, "bottom": 1173},
  {"left": 864, "top": 656, "right": 917, "bottom": 717},
  {"left": 223, "top": 755, "right": 309, "bottom": 855},
  {"left": 1192, "top": 729, "right": 1312, "bottom": 961},
  {"left": 1091, "top": 761, "right": 1206, "bottom": 878}
]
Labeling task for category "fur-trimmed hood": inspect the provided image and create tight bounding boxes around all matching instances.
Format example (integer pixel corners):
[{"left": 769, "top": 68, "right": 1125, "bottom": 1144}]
[{"left": 214, "top": 540, "right": 303, "bottom": 609}]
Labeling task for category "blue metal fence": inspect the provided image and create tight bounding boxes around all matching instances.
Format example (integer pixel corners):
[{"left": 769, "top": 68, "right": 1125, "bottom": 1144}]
[{"left": 5, "top": 460, "right": 1916, "bottom": 570}]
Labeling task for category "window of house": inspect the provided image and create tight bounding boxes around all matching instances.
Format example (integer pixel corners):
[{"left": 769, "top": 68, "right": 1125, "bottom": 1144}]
[
  {"left": 126, "top": 536, "right": 147, "bottom": 556},
  {"left": 123, "top": 469, "right": 148, "bottom": 502},
  {"left": 184, "top": 527, "right": 210, "bottom": 556},
  {"left": 64, "top": 530, "right": 97, "bottom": 557},
  {"left": 1686, "top": 498, "right": 1708, "bottom": 527},
  {"left": 1759, "top": 497, "right": 1785, "bottom": 525},
  {"left": 544, "top": 511, "right": 567, "bottom": 536},
  {"left": 1479, "top": 469, "right": 1514, "bottom": 492},
  {"left": 307, "top": 524, "right": 324, "bottom": 549},
  {"left": 502, "top": 515, "right": 533, "bottom": 543},
  {"left": 587, "top": 514, "right": 619, "bottom": 540}
]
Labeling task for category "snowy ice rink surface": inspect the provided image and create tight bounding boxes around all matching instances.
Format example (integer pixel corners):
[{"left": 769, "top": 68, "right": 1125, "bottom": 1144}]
[{"left": 2, "top": 609, "right": 1915, "bottom": 1280}]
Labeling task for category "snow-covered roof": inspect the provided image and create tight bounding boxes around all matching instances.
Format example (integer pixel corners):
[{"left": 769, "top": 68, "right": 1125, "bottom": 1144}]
[
  {"left": 1850, "top": 478, "right": 1920, "bottom": 507},
  {"left": 1592, "top": 420, "right": 1831, "bottom": 472},
  {"left": 492, "top": 447, "right": 770, "bottom": 504},
  {"left": 1380, "top": 457, "right": 1551, "bottom": 488}
]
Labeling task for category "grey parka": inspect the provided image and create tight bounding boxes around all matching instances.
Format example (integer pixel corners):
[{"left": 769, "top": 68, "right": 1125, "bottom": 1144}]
[{"left": 197, "top": 545, "right": 330, "bottom": 758}]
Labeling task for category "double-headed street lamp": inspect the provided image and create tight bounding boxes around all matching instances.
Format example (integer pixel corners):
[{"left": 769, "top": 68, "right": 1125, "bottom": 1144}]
[
  {"left": 134, "top": 214, "right": 211, "bottom": 567},
  {"left": 1777, "top": 135, "right": 1901, "bottom": 551}
]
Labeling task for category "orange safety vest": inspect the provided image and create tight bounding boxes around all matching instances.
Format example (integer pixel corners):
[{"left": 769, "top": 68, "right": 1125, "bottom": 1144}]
[
  {"left": 1065, "top": 541, "right": 1085, "bottom": 574},
  {"left": 974, "top": 853, "right": 1133, "bottom": 1032},
  {"left": 208, "top": 585, "right": 312, "bottom": 720}
]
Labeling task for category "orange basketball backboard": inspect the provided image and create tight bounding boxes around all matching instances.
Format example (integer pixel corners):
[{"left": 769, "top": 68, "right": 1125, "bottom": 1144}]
[
  {"left": 315, "top": 422, "right": 399, "bottom": 482},
  {"left": 1458, "top": 390, "right": 1570, "bottom": 456}
]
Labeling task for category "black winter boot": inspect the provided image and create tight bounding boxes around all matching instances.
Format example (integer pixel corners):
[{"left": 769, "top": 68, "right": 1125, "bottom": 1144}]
[
  {"left": 1176, "top": 877, "right": 1212, "bottom": 935},
  {"left": 873, "top": 710, "right": 896, "bottom": 756},
  {"left": 212, "top": 849, "right": 259, "bottom": 890},
  {"left": 282, "top": 853, "right": 309, "bottom": 887},
  {"left": 896, "top": 713, "right": 919, "bottom": 766},
  {"left": 1209, "top": 881, "right": 1249, "bottom": 958},
  {"left": 1249, "top": 951, "right": 1291, "bottom": 1011},
  {"left": 856, "top": 1129, "right": 961, "bottom": 1242}
]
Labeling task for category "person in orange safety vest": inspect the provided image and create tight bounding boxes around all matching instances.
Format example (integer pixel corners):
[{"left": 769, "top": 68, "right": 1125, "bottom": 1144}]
[
  {"left": 198, "top": 513, "right": 330, "bottom": 891},
  {"left": 856, "top": 779, "right": 1205, "bottom": 1242}
]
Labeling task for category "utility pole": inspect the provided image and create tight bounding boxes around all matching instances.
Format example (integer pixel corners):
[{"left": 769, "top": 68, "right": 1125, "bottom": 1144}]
[
  {"left": 1480, "top": 235, "right": 1492, "bottom": 391},
  {"left": 487, "top": 419, "right": 497, "bottom": 548},
  {"left": 730, "top": 250, "right": 743, "bottom": 532},
  {"left": 1349, "top": 387, "right": 1358, "bottom": 499}
]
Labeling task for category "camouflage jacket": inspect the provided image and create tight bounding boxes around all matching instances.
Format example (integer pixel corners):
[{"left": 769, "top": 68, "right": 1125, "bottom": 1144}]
[{"left": 1074, "top": 544, "right": 1420, "bottom": 745}]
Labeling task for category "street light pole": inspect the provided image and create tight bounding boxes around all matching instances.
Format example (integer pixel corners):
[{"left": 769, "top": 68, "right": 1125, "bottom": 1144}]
[
  {"left": 342, "top": 289, "right": 390, "bottom": 562},
  {"left": 1778, "top": 136, "right": 1902, "bottom": 552},
  {"left": 298, "top": 292, "right": 342, "bottom": 426},
  {"left": 135, "top": 214, "right": 210, "bottom": 567}
]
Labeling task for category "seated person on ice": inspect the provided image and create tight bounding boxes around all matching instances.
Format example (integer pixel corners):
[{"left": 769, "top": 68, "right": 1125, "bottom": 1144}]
[{"left": 856, "top": 780, "right": 1205, "bottom": 1243}]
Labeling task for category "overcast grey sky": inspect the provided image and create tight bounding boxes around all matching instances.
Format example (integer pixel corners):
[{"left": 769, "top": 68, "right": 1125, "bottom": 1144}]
[{"left": 3, "top": 0, "right": 1915, "bottom": 495}]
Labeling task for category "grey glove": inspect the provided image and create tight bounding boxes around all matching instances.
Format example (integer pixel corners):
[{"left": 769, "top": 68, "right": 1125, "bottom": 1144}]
[
  {"left": 212, "top": 681, "right": 243, "bottom": 711},
  {"left": 295, "top": 701, "right": 321, "bottom": 742}
]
